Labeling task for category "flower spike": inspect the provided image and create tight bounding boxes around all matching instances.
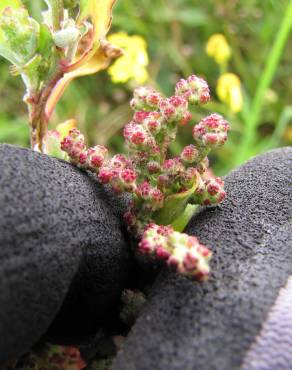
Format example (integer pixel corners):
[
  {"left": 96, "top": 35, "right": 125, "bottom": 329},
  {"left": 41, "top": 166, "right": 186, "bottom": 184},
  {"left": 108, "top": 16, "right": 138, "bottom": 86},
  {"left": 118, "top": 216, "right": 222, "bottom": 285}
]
[{"left": 62, "top": 74, "right": 230, "bottom": 282}]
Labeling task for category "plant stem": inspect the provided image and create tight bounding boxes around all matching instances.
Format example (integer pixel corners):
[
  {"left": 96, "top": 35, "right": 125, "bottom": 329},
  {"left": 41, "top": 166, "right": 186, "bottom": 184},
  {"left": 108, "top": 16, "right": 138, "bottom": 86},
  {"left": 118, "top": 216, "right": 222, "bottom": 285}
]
[
  {"left": 171, "top": 204, "right": 198, "bottom": 232},
  {"left": 45, "top": 0, "right": 64, "bottom": 31},
  {"left": 234, "top": 0, "right": 292, "bottom": 166},
  {"left": 28, "top": 69, "right": 64, "bottom": 152}
]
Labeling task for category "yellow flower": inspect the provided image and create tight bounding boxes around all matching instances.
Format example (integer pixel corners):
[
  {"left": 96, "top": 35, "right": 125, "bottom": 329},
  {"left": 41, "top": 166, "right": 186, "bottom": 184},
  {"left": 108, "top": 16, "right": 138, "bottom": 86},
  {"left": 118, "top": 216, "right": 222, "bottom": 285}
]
[
  {"left": 107, "top": 32, "right": 149, "bottom": 84},
  {"left": 206, "top": 34, "right": 231, "bottom": 65},
  {"left": 216, "top": 73, "right": 243, "bottom": 113}
]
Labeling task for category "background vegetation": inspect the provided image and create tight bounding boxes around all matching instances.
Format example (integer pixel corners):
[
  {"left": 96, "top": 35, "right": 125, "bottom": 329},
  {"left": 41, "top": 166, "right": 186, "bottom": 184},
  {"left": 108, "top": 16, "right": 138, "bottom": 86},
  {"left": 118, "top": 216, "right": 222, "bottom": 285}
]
[{"left": 0, "top": 0, "right": 291, "bottom": 174}]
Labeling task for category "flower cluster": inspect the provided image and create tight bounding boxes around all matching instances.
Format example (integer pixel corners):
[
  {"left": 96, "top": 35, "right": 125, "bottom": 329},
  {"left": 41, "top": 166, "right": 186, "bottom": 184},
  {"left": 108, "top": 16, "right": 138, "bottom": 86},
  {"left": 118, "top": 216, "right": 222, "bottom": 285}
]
[
  {"left": 139, "top": 224, "right": 211, "bottom": 281},
  {"left": 61, "top": 74, "right": 229, "bottom": 281}
]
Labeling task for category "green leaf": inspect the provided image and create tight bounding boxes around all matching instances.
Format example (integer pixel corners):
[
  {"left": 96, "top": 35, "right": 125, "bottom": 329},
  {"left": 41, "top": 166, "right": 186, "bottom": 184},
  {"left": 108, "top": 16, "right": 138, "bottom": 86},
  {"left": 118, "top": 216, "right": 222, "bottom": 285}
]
[{"left": 0, "top": 6, "right": 39, "bottom": 67}]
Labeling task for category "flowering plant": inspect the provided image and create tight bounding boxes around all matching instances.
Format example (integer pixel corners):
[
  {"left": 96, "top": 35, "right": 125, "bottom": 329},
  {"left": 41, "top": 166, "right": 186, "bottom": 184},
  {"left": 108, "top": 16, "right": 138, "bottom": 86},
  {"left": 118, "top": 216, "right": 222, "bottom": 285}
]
[
  {"left": 0, "top": 0, "right": 230, "bottom": 282},
  {"left": 0, "top": 0, "right": 122, "bottom": 151},
  {"left": 61, "top": 75, "right": 229, "bottom": 281}
]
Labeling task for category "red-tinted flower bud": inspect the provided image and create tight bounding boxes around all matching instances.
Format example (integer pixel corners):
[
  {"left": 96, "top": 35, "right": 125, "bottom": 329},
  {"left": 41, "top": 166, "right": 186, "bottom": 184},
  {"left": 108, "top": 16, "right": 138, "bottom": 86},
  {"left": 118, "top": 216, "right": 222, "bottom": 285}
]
[
  {"left": 175, "top": 75, "right": 210, "bottom": 105},
  {"left": 123, "top": 211, "right": 137, "bottom": 227},
  {"left": 139, "top": 223, "right": 212, "bottom": 281},
  {"left": 162, "top": 157, "right": 184, "bottom": 174},
  {"left": 193, "top": 113, "right": 229, "bottom": 148},
  {"left": 159, "top": 96, "right": 188, "bottom": 123},
  {"left": 130, "top": 87, "right": 160, "bottom": 111},
  {"left": 147, "top": 161, "right": 161, "bottom": 173},
  {"left": 98, "top": 167, "right": 114, "bottom": 184},
  {"left": 192, "top": 176, "right": 226, "bottom": 205},
  {"left": 121, "top": 168, "right": 137, "bottom": 183},
  {"left": 146, "top": 91, "right": 163, "bottom": 108},
  {"left": 86, "top": 145, "right": 108, "bottom": 171},
  {"left": 61, "top": 129, "right": 87, "bottom": 167},
  {"left": 135, "top": 181, "right": 152, "bottom": 199},
  {"left": 181, "top": 144, "right": 199, "bottom": 163},
  {"left": 179, "top": 111, "right": 192, "bottom": 125}
]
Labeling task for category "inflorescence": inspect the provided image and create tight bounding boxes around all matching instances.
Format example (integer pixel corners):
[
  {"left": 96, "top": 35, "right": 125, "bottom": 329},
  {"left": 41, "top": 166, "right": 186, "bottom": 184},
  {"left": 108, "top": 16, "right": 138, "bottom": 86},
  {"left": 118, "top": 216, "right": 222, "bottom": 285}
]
[{"left": 61, "top": 75, "right": 229, "bottom": 281}]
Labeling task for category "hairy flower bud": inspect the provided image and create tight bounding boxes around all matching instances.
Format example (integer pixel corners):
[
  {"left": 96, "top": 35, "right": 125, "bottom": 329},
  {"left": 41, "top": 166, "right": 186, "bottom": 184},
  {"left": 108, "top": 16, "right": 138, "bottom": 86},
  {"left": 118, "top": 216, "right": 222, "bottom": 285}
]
[
  {"left": 145, "top": 91, "right": 163, "bottom": 109},
  {"left": 147, "top": 161, "right": 161, "bottom": 173},
  {"left": 135, "top": 181, "right": 152, "bottom": 200},
  {"left": 98, "top": 166, "right": 115, "bottom": 184},
  {"left": 123, "top": 122, "right": 155, "bottom": 149},
  {"left": 130, "top": 87, "right": 159, "bottom": 111},
  {"left": 175, "top": 75, "right": 210, "bottom": 105},
  {"left": 149, "top": 188, "right": 164, "bottom": 210},
  {"left": 193, "top": 176, "right": 226, "bottom": 205},
  {"left": 61, "top": 129, "right": 86, "bottom": 166},
  {"left": 159, "top": 96, "right": 188, "bottom": 123},
  {"left": 123, "top": 210, "right": 137, "bottom": 227},
  {"left": 179, "top": 111, "right": 192, "bottom": 125},
  {"left": 193, "top": 113, "right": 229, "bottom": 148},
  {"left": 181, "top": 144, "right": 199, "bottom": 163},
  {"left": 162, "top": 157, "right": 185, "bottom": 175},
  {"left": 86, "top": 145, "right": 108, "bottom": 171}
]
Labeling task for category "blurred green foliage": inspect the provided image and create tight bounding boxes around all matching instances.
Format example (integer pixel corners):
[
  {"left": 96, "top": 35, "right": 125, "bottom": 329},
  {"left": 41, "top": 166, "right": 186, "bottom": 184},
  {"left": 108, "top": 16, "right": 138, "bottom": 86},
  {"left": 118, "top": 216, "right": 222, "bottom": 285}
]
[{"left": 0, "top": 0, "right": 291, "bottom": 174}]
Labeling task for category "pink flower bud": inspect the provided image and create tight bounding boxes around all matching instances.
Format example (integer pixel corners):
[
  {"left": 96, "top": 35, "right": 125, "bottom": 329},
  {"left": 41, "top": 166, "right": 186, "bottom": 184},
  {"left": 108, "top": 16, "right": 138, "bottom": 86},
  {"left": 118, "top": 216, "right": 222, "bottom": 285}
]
[
  {"left": 179, "top": 111, "right": 192, "bottom": 125},
  {"left": 187, "top": 75, "right": 210, "bottom": 104},
  {"left": 146, "top": 91, "right": 163, "bottom": 108},
  {"left": 78, "top": 152, "right": 88, "bottom": 166},
  {"left": 144, "top": 118, "right": 161, "bottom": 135},
  {"left": 124, "top": 122, "right": 151, "bottom": 148},
  {"left": 175, "top": 75, "right": 210, "bottom": 105},
  {"left": 86, "top": 145, "right": 108, "bottom": 170},
  {"left": 162, "top": 157, "right": 184, "bottom": 175},
  {"left": 135, "top": 181, "right": 152, "bottom": 199},
  {"left": 98, "top": 167, "right": 113, "bottom": 184},
  {"left": 130, "top": 87, "right": 160, "bottom": 111},
  {"left": 156, "top": 246, "right": 171, "bottom": 260},
  {"left": 149, "top": 188, "right": 164, "bottom": 210},
  {"left": 110, "top": 154, "right": 128, "bottom": 169},
  {"left": 61, "top": 129, "right": 87, "bottom": 167},
  {"left": 159, "top": 96, "right": 188, "bottom": 122},
  {"left": 147, "top": 161, "right": 161, "bottom": 173},
  {"left": 121, "top": 168, "right": 137, "bottom": 183},
  {"left": 181, "top": 144, "right": 199, "bottom": 163},
  {"left": 123, "top": 211, "right": 137, "bottom": 227},
  {"left": 133, "top": 111, "right": 151, "bottom": 124},
  {"left": 193, "top": 113, "right": 229, "bottom": 148},
  {"left": 192, "top": 176, "right": 226, "bottom": 205},
  {"left": 197, "top": 156, "right": 209, "bottom": 174}
]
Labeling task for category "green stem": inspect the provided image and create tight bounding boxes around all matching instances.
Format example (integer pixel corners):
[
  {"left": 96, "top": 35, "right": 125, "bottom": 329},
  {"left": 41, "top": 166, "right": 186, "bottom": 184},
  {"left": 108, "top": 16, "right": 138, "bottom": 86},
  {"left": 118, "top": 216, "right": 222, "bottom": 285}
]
[
  {"left": 234, "top": 0, "right": 292, "bottom": 166},
  {"left": 45, "top": 0, "right": 64, "bottom": 31},
  {"left": 171, "top": 204, "right": 198, "bottom": 232}
]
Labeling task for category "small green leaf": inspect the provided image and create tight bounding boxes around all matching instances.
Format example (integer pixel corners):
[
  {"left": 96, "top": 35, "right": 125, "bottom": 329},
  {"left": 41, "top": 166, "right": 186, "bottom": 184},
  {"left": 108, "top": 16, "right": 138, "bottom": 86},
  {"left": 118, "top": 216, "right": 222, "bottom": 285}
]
[{"left": 0, "top": 6, "right": 39, "bottom": 67}]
